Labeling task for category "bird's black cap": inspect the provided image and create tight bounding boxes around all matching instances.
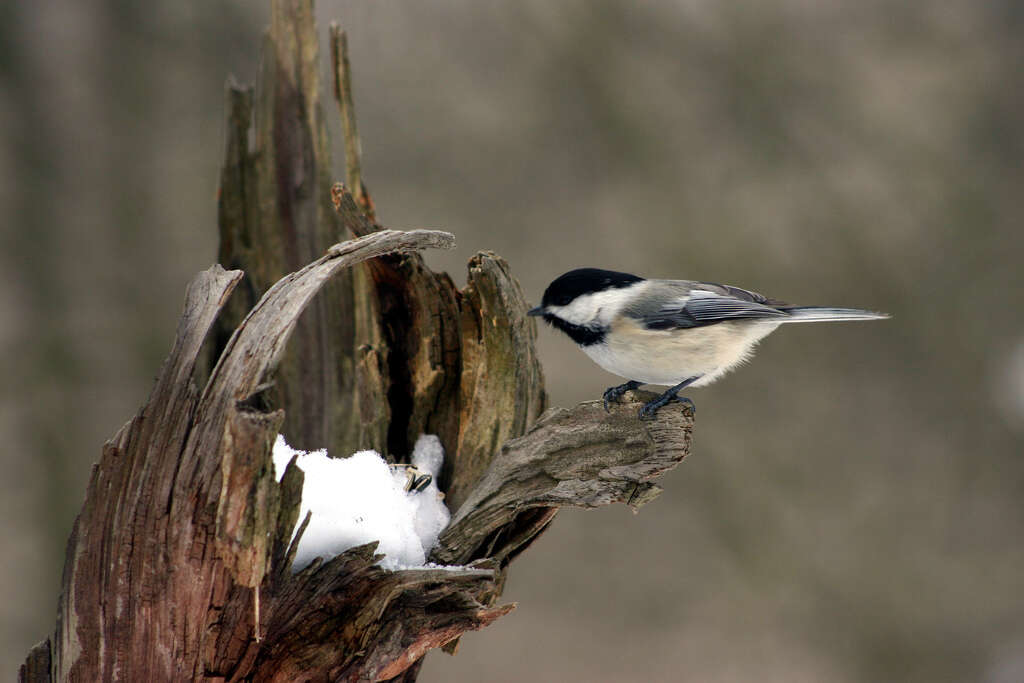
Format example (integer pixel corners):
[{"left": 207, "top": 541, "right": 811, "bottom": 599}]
[{"left": 537, "top": 268, "right": 644, "bottom": 309}]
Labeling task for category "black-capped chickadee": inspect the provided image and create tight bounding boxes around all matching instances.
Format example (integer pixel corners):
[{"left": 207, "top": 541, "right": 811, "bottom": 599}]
[{"left": 528, "top": 268, "right": 889, "bottom": 419}]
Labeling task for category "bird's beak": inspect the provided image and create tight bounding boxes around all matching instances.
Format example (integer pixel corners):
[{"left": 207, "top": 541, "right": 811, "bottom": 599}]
[{"left": 527, "top": 306, "right": 544, "bottom": 317}]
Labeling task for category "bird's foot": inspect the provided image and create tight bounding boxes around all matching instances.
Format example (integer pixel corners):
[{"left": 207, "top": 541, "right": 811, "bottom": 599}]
[
  {"left": 603, "top": 380, "right": 642, "bottom": 412},
  {"left": 638, "top": 393, "right": 695, "bottom": 420}
]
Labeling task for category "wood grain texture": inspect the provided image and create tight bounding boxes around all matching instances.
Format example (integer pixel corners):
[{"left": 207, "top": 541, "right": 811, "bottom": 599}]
[
  {"left": 250, "top": 546, "right": 511, "bottom": 682},
  {"left": 17, "top": 639, "right": 50, "bottom": 683},
  {"left": 330, "top": 23, "right": 375, "bottom": 220},
  {"left": 447, "top": 252, "right": 547, "bottom": 511},
  {"left": 52, "top": 264, "right": 243, "bottom": 680},
  {"left": 432, "top": 393, "right": 694, "bottom": 567},
  {"left": 328, "top": 185, "right": 547, "bottom": 492},
  {"left": 215, "top": 0, "right": 364, "bottom": 459}
]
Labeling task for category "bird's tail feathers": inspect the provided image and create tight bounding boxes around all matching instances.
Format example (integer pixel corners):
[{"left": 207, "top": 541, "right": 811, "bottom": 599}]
[{"left": 777, "top": 306, "right": 890, "bottom": 323}]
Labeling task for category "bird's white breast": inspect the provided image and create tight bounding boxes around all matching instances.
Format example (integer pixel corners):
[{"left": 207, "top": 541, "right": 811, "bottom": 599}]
[{"left": 582, "top": 316, "right": 781, "bottom": 386}]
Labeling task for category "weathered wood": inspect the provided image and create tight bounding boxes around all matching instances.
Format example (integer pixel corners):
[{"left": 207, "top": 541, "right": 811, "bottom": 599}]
[
  {"left": 215, "top": 0, "right": 366, "bottom": 459},
  {"left": 329, "top": 185, "right": 547, "bottom": 497},
  {"left": 447, "top": 252, "right": 547, "bottom": 511},
  {"left": 17, "top": 639, "right": 50, "bottom": 683},
  {"left": 432, "top": 393, "right": 694, "bottom": 566},
  {"left": 52, "top": 264, "right": 243, "bottom": 680},
  {"left": 249, "top": 546, "right": 511, "bottom": 682},
  {"left": 432, "top": 391, "right": 693, "bottom": 658},
  {"left": 180, "top": 229, "right": 457, "bottom": 591},
  {"left": 45, "top": 231, "right": 470, "bottom": 682},
  {"left": 330, "top": 23, "right": 375, "bottom": 220}
]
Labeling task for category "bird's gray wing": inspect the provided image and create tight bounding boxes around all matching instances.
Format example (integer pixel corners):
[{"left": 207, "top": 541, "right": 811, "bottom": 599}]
[{"left": 629, "top": 281, "right": 789, "bottom": 330}]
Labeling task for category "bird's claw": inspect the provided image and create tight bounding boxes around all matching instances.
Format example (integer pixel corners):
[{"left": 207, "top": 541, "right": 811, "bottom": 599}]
[
  {"left": 602, "top": 390, "right": 619, "bottom": 413},
  {"left": 638, "top": 395, "right": 695, "bottom": 420},
  {"left": 602, "top": 381, "right": 641, "bottom": 412}
]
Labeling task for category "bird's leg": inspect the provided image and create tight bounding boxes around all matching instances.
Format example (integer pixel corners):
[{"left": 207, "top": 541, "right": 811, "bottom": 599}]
[
  {"left": 602, "top": 380, "right": 642, "bottom": 412},
  {"left": 638, "top": 376, "right": 700, "bottom": 420}
]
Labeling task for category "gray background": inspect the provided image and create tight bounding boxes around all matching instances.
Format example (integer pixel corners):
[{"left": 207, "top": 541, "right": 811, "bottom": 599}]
[{"left": 2, "top": 1, "right": 1023, "bottom": 680}]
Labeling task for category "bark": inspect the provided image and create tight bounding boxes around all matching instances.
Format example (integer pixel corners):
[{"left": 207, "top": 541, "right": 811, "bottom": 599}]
[{"left": 21, "top": 1, "right": 694, "bottom": 680}]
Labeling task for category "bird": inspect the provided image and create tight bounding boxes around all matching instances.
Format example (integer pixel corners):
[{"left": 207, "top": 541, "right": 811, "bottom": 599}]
[{"left": 528, "top": 268, "right": 889, "bottom": 419}]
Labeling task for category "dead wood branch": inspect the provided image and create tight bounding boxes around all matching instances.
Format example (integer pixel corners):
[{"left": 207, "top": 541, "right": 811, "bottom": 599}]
[
  {"left": 330, "top": 23, "right": 374, "bottom": 219},
  {"left": 432, "top": 395, "right": 693, "bottom": 567}
]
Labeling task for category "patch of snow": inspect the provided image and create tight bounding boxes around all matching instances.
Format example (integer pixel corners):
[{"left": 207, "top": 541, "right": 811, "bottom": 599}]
[
  {"left": 407, "top": 434, "right": 450, "bottom": 555},
  {"left": 272, "top": 434, "right": 451, "bottom": 571}
]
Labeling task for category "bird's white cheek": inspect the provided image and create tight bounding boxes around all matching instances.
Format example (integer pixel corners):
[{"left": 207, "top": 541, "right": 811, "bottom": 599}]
[
  {"left": 547, "top": 300, "right": 600, "bottom": 326},
  {"left": 549, "top": 288, "right": 638, "bottom": 327}
]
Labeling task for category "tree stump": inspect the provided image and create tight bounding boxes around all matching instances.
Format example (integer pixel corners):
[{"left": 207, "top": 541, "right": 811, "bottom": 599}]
[{"left": 20, "top": 1, "right": 694, "bottom": 680}]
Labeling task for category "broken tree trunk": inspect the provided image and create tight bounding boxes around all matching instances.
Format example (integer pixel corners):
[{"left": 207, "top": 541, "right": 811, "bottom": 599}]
[
  {"left": 20, "top": 227, "right": 692, "bottom": 682},
  {"left": 20, "top": 1, "right": 694, "bottom": 681}
]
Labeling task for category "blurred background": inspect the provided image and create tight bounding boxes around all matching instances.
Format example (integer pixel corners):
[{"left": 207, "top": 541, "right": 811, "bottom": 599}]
[{"left": 2, "top": 0, "right": 1023, "bottom": 680}]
